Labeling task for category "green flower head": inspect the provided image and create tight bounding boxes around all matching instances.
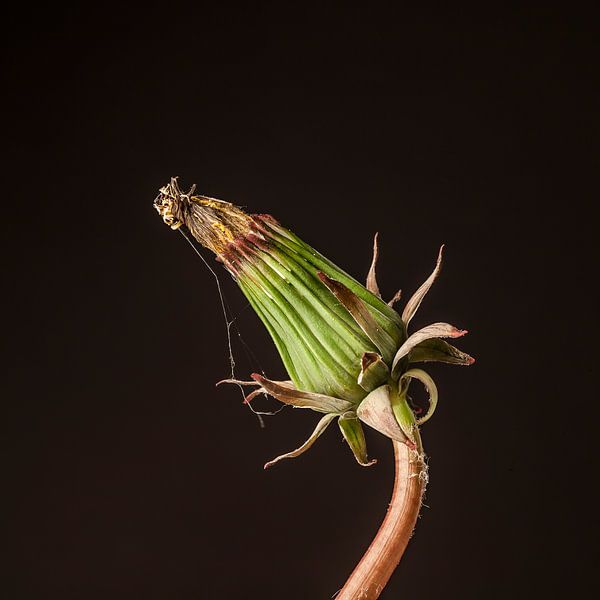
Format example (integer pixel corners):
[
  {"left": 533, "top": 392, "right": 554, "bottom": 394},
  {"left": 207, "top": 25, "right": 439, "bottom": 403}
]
[{"left": 155, "top": 178, "right": 474, "bottom": 468}]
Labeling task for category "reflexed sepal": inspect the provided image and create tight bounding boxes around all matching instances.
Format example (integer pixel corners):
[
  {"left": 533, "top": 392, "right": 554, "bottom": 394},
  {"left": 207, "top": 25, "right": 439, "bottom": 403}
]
[
  {"left": 409, "top": 338, "right": 475, "bottom": 366},
  {"left": 357, "top": 385, "right": 408, "bottom": 443},
  {"left": 398, "top": 368, "right": 438, "bottom": 426},
  {"left": 338, "top": 412, "right": 377, "bottom": 467},
  {"left": 358, "top": 352, "right": 390, "bottom": 392},
  {"left": 389, "top": 384, "right": 418, "bottom": 445},
  {"left": 218, "top": 374, "right": 353, "bottom": 414},
  {"left": 317, "top": 272, "right": 397, "bottom": 363},
  {"left": 402, "top": 245, "right": 444, "bottom": 326},
  {"left": 264, "top": 412, "right": 337, "bottom": 469},
  {"left": 387, "top": 289, "right": 402, "bottom": 307},
  {"left": 392, "top": 322, "right": 468, "bottom": 375},
  {"left": 366, "top": 233, "right": 381, "bottom": 297}
]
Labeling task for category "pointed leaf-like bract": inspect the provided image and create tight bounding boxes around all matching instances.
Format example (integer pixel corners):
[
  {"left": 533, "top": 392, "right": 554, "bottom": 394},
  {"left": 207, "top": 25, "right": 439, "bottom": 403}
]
[
  {"left": 392, "top": 322, "right": 467, "bottom": 374},
  {"left": 251, "top": 374, "right": 354, "bottom": 413},
  {"left": 218, "top": 376, "right": 353, "bottom": 413},
  {"left": 339, "top": 412, "right": 377, "bottom": 467},
  {"left": 358, "top": 352, "right": 390, "bottom": 392},
  {"left": 402, "top": 245, "right": 444, "bottom": 325},
  {"left": 318, "top": 272, "right": 397, "bottom": 363},
  {"left": 409, "top": 338, "right": 475, "bottom": 366},
  {"left": 387, "top": 289, "right": 402, "bottom": 307},
  {"left": 366, "top": 232, "right": 381, "bottom": 297},
  {"left": 357, "top": 385, "right": 407, "bottom": 443},
  {"left": 264, "top": 412, "right": 337, "bottom": 469}
]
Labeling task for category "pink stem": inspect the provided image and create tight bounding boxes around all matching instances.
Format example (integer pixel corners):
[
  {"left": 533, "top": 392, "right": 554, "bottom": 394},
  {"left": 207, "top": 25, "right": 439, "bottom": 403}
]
[{"left": 336, "top": 437, "right": 427, "bottom": 599}]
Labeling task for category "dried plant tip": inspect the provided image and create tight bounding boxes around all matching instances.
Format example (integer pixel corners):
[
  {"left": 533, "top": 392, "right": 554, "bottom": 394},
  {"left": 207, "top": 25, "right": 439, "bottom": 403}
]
[
  {"left": 366, "top": 232, "right": 381, "bottom": 297},
  {"left": 387, "top": 289, "right": 402, "bottom": 307},
  {"left": 402, "top": 245, "right": 444, "bottom": 325},
  {"left": 154, "top": 177, "right": 252, "bottom": 254}
]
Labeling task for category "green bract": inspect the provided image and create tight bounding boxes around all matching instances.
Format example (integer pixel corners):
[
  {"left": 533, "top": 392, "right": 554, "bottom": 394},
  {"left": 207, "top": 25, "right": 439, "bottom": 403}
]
[{"left": 155, "top": 179, "right": 474, "bottom": 468}]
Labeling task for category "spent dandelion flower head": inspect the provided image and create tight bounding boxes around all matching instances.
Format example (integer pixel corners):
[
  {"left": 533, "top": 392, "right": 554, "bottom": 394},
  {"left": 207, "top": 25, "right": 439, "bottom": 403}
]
[{"left": 154, "top": 177, "right": 474, "bottom": 468}]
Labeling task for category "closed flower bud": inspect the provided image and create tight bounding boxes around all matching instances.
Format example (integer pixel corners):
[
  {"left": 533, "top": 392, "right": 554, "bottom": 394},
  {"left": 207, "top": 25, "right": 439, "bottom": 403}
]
[{"left": 155, "top": 178, "right": 474, "bottom": 468}]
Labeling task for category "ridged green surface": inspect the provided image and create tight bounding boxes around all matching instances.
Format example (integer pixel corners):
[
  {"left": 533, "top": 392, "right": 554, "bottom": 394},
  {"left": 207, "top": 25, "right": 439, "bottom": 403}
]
[{"left": 235, "top": 225, "right": 405, "bottom": 403}]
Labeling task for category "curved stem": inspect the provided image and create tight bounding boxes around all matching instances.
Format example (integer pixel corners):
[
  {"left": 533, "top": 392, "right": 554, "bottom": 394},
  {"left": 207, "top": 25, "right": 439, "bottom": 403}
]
[{"left": 336, "top": 434, "right": 427, "bottom": 599}]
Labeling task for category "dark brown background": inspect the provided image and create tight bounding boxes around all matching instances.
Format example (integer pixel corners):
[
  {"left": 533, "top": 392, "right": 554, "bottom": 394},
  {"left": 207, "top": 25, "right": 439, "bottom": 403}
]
[{"left": 3, "top": 4, "right": 598, "bottom": 599}]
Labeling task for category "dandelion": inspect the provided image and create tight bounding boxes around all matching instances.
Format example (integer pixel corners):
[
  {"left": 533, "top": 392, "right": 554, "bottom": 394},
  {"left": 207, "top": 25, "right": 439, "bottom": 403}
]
[{"left": 154, "top": 177, "right": 474, "bottom": 599}]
